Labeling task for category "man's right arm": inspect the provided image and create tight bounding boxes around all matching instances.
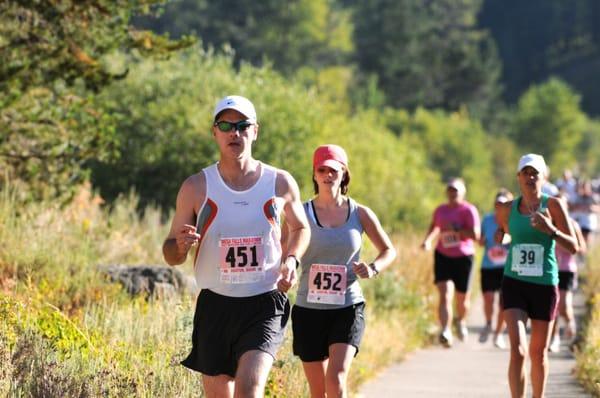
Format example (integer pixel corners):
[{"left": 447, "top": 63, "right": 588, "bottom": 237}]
[{"left": 163, "top": 173, "right": 205, "bottom": 266}]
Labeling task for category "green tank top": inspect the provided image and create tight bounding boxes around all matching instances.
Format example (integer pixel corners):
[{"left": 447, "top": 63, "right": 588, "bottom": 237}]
[{"left": 504, "top": 194, "right": 558, "bottom": 286}]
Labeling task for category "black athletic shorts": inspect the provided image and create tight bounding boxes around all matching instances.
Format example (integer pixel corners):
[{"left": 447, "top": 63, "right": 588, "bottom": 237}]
[
  {"left": 433, "top": 251, "right": 474, "bottom": 293},
  {"left": 481, "top": 267, "right": 504, "bottom": 292},
  {"left": 291, "top": 302, "right": 366, "bottom": 362},
  {"left": 181, "top": 288, "right": 290, "bottom": 377},
  {"left": 501, "top": 275, "right": 559, "bottom": 321},
  {"left": 558, "top": 271, "right": 577, "bottom": 291}
]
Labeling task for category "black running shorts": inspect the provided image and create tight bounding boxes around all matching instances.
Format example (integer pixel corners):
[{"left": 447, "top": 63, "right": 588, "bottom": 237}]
[
  {"left": 181, "top": 289, "right": 290, "bottom": 377},
  {"left": 291, "top": 302, "right": 366, "bottom": 362},
  {"left": 558, "top": 271, "right": 577, "bottom": 292},
  {"left": 501, "top": 275, "right": 559, "bottom": 321},
  {"left": 481, "top": 267, "right": 504, "bottom": 293},
  {"left": 433, "top": 251, "right": 474, "bottom": 293}
]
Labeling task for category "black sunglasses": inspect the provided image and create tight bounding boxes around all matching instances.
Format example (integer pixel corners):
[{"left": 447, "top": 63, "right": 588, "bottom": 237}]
[{"left": 214, "top": 120, "right": 254, "bottom": 132}]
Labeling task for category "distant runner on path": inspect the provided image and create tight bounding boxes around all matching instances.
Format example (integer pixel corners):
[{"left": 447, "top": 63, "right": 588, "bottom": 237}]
[
  {"left": 421, "top": 178, "right": 481, "bottom": 348},
  {"left": 290, "top": 144, "right": 396, "bottom": 398},
  {"left": 570, "top": 179, "right": 600, "bottom": 246},
  {"left": 550, "top": 214, "right": 586, "bottom": 353},
  {"left": 478, "top": 189, "right": 513, "bottom": 349},
  {"left": 495, "top": 153, "right": 579, "bottom": 398}
]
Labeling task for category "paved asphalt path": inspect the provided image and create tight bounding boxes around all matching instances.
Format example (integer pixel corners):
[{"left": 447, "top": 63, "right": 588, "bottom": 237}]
[{"left": 358, "top": 292, "right": 591, "bottom": 397}]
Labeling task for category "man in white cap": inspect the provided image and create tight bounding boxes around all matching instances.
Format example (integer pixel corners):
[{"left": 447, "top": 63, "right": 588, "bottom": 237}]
[{"left": 163, "top": 95, "right": 310, "bottom": 397}]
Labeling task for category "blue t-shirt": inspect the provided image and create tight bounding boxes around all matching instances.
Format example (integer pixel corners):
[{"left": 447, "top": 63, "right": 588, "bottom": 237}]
[{"left": 481, "top": 213, "right": 509, "bottom": 269}]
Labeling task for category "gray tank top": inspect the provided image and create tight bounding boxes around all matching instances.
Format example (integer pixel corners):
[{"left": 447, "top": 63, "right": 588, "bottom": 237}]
[{"left": 295, "top": 198, "right": 365, "bottom": 309}]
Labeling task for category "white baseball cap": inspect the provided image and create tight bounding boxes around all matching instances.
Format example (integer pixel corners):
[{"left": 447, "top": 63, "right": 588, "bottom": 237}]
[
  {"left": 495, "top": 194, "right": 510, "bottom": 203},
  {"left": 517, "top": 153, "right": 547, "bottom": 175},
  {"left": 213, "top": 95, "right": 257, "bottom": 122},
  {"left": 447, "top": 178, "right": 466, "bottom": 194}
]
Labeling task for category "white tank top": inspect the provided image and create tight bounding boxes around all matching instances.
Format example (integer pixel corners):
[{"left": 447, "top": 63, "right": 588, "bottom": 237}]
[{"left": 193, "top": 162, "right": 284, "bottom": 297}]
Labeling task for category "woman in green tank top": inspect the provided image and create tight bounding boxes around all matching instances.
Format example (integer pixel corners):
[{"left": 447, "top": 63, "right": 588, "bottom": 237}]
[{"left": 495, "top": 154, "right": 578, "bottom": 398}]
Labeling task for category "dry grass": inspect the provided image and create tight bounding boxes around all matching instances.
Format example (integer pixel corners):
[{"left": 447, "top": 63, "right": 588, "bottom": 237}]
[
  {"left": 6, "top": 182, "right": 598, "bottom": 396},
  {"left": 0, "top": 185, "right": 437, "bottom": 397},
  {"left": 575, "top": 241, "right": 600, "bottom": 397}
]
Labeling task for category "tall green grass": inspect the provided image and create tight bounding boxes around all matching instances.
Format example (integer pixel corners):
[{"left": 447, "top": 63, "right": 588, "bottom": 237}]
[
  {"left": 576, "top": 242, "right": 600, "bottom": 397},
  {"left": 0, "top": 184, "right": 435, "bottom": 397}
]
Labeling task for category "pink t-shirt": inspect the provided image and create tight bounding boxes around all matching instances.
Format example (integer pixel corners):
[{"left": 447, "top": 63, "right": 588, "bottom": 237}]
[
  {"left": 433, "top": 202, "right": 480, "bottom": 258},
  {"left": 555, "top": 243, "right": 577, "bottom": 272}
]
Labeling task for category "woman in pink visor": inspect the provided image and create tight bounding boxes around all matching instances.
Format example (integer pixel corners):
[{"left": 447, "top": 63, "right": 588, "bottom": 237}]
[{"left": 288, "top": 144, "right": 396, "bottom": 398}]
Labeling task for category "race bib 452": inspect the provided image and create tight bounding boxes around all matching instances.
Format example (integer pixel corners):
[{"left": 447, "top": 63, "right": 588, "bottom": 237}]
[{"left": 307, "top": 264, "right": 347, "bottom": 305}]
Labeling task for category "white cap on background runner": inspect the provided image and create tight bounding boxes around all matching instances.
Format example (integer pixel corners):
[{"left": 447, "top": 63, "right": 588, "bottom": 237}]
[
  {"left": 517, "top": 153, "right": 547, "bottom": 175},
  {"left": 446, "top": 178, "right": 466, "bottom": 194},
  {"left": 213, "top": 95, "right": 257, "bottom": 122},
  {"left": 495, "top": 194, "right": 510, "bottom": 203}
]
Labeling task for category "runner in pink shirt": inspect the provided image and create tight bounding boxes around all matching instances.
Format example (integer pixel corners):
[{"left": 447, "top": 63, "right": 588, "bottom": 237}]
[
  {"left": 421, "top": 177, "right": 481, "bottom": 347},
  {"left": 549, "top": 216, "right": 586, "bottom": 352}
]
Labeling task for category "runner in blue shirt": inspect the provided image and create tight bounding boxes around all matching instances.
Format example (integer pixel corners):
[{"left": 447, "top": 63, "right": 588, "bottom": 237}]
[{"left": 478, "top": 189, "right": 513, "bottom": 349}]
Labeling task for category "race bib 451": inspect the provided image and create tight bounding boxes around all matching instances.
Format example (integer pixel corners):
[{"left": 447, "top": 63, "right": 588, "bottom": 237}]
[{"left": 219, "top": 236, "right": 265, "bottom": 284}]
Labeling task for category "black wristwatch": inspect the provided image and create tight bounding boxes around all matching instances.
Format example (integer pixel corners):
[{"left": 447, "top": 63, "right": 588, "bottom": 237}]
[{"left": 369, "top": 263, "right": 379, "bottom": 276}]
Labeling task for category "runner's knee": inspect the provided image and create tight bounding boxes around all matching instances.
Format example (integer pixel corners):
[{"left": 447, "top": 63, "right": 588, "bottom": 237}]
[
  {"left": 202, "top": 374, "right": 234, "bottom": 398},
  {"left": 510, "top": 342, "right": 527, "bottom": 361},
  {"left": 529, "top": 345, "right": 548, "bottom": 365},
  {"left": 235, "top": 351, "right": 272, "bottom": 397},
  {"left": 559, "top": 305, "right": 568, "bottom": 317},
  {"left": 325, "top": 370, "right": 348, "bottom": 396},
  {"left": 235, "top": 380, "right": 262, "bottom": 398},
  {"left": 235, "top": 370, "right": 265, "bottom": 398}
]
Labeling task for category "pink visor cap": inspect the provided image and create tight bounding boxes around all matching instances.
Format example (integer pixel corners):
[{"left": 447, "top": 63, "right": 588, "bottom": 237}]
[{"left": 313, "top": 145, "right": 348, "bottom": 171}]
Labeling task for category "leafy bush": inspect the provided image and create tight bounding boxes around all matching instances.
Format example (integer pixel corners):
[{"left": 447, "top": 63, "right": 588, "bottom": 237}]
[
  {"left": 382, "top": 107, "right": 496, "bottom": 210},
  {"left": 89, "top": 46, "right": 525, "bottom": 229},
  {"left": 512, "top": 78, "right": 587, "bottom": 173},
  {"left": 0, "top": 1, "right": 189, "bottom": 201}
]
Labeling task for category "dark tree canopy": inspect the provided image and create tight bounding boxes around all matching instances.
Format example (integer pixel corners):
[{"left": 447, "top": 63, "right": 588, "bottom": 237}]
[
  {"left": 0, "top": 0, "right": 189, "bottom": 199},
  {"left": 135, "top": 0, "right": 354, "bottom": 74},
  {"left": 351, "top": 0, "right": 502, "bottom": 113},
  {"left": 479, "top": 0, "right": 600, "bottom": 115}
]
